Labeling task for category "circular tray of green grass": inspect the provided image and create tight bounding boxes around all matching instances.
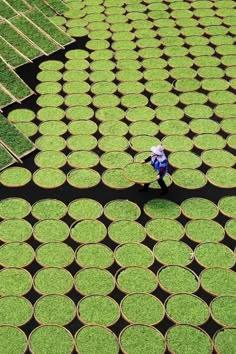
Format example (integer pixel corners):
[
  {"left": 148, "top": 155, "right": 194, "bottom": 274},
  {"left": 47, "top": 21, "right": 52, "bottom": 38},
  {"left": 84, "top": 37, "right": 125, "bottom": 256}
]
[
  {"left": 67, "top": 135, "right": 97, "bottom": 151},
  {"left": 166, "top": 324, "right": 213, "bottom": 354},
  {"left": 227, "top": 134, "right": 236, "bottom": 149},
  {"left": 159, "top": 120, "right": 189, "bottom": 136},
  {"left": 99, "top": 121, "right": 128, "bottom": 136},
  {"left": 110, "top": 22, "right": 132, "bottom": 32},
  {"left": 216, "top": 44, "right": 236, "bottom": 56},
  {"left": 170, "top": 68, "right": 197, "bottom": 80},
  {"left": 180, "top": 92, "right": 208, "bottom": 106},
  {"left": 63, "top": 70, "right": 89, "bottom": 82},
  {"left": 39, "top": 121, "right": 67, "bottom": 136},
  {"left": 195, "top": 243, "right": 235, "bottom": 268},
  {"left": 153, "top": 240, "right": 193, "bottom": 266},
  {"left": 29, "top": 325, "right": 74, "bottom": 354},
  {"left": 198, "top": 67, "right": 224, "bottom": 79},
  {"left": 34, "top": 294, "right": 76, "bottom": 326},
  {"left": 189, "top": 43, "right": 214, "bottom": 56},
  {"left": 164, "top": 46, "right": 188, "bottom": 58},
  {"left": 194, "top": 56, "right": 221, "bottom": 68},
  {"left": 151, "top": 92, "right": 179, "bottom": 106},
  {"left": 130, "top": 136, "right": 160, "bottom": 152},
  {"left": 112, "top": 40, "right": 136, "bottom": 51},
  {"left": 67, "top": 151, "right": 99, "bottom": 169},
  {"left": 0, "top": 167, "right": 31, "bottom": 188},
  {"left": 0, "top": 242, "right": 34, "bottom": 267},
  {"left": 185, "top": 36, "right": 209, "bottom": 47},
  {"left": 67, "top": 27, "right": 89, "bottom": 37},
  {"left": 144, "top": 69, "right": 169, "bottom": 81},
  {"left": 126, "top": 107, "right": 155, "bottom": 122},
  {"left": 36, "top": 94, "right": 64, "bottom": 108},
  {"left": 75, "top": 268, "right": 115, "bottom": 295},
  {"left": 104, "top": 200, "right": 141, "bottom": 221},
  {"left": 208, "top": 90, "right": 236, "bottom": 105},
  {"left": 64, "top": 94, "right": 92, "bottom": 107},
  {"left": 145, "top": 80, "right": 172, "bottom": 94},
  {"left": 162, "top": 37, "right": 184, "bottom": 47},
  {"left": 123, "top": 162, "right": 157, "bottom": 184},
  {"left": 146, "top": 218, "right": 184, "bottom": 242},
  {"left": 108, "top": 220, "right": 146, "bottom": 244},
  {"left": 162, "top": 135, "right": 193, "bottom": 152},
  {"left": 120, "top": 324, "right": 165, "bottom": 354},
  {"left": 112, "top": 29, "right": 134, "bottom": 39},
  {"left": 210, "top": 296, "right": 236, "bottom": 328},
  {"left": 33, "top": 168, "right": 66, "bottom": 189},
  {"left": 158, "top": 266, "right": 199, "bottom": 294},
  {"left": 156, "top": 106, "right": 184, "bottom": 121},
  {"left": 202, "top": 78, "right": 229, "bottom": 92},
  {"left": 68, "top": 121, "right": 97, "bottom": 135},
  {"left": 37, "top": 70, "right": 62, "bottom": 82},
  {"left": 0, "top": 295, "right": 32, "bottom": 326},
  {"left": 96, "top": 107, "right": 125, "bottom": 121},
  {"left": 181, "top": 198, "right": 218, "bottom": 219},
  {"left": 184, "top": 105, "right": 213, "bottom": 119},
  {"left": 168, "top": 56, "right": 193, "bottom": 69},
  {"left": 0, "top": 268, "right": 32, "bottom": 296},
  {"left": 66, "top": 106, "right": 94, "bottom": 121},
  {"left": 8, "top": 108, "right": 35, "bottom": 123},
  {"left": 135, "top": 28, "right": 157, "bottom": 39},
  {"left": 98, "top": 135, "right": 129, "bottom": 152},
  {"left": 225, "top": 219, "right": 236, "bottom": 240},
  {"left": 63, "top": 81, "right": 90, "bottom": 94},
  {"left": 121, "top": 94, "right": 148, "bottom": 108},
  {"left": 149, "top": 174, "right": 172, "bottom": 190},
  {"left": 75, "top": 325, "right": 118, "bottom": 354},
  {"left": 89, "top": 70, "right": 115, "bottom": 83},
  {"left": 214, "top": 328, "right": 236, "bottom": 354},
  {"left": 207, "top": 167, "right": 236, "bottom": 188},
  {"left": 189, "top": 119, "right": 220, "bottom": 134},
  {"left": 169, "top": 152, "right": 202, "bottom": 169},
  {"left": 31, "top": 199, "right": 67, "bottom": 220},
  {"left": 143, "top": 198, "right": 181, "bottom": 219},
  {"left": 76, "top": 244, "right": 114, "bottom": 269},
  {"left": 65, "top": 59, "right": 89, "bottom": 71},
  {"left": 35, "top": 136, "right": 66, "bottom": 151},
  {"left": 172, "top": 169, "right": 207, "bottom": 189},
  {"left": 36, "top": 82, "right": 62, "bottom": 95},
  {"left": 68, "top": 198, "right": 103, "bottom": 220},
  {"left": 33, "top": 268, "right": 73, "bottom": 295},
  {"left": 67, "top": 169, "right": 101, "bottom": 189},
  {"left": 121, "top": 293, "right": 164, "bottom": 325},
  {"left": 102, "top": 169, "right": 135, "bottom": 189},
  {"left": 91, "top": 82, "right": 117, "bottom": 95},
  {"left": 116, "top": 59, "right": 141, "bottom": 71},
  {"left": 70, "top": 219, "right": 106, "bottom": 243},
  {"left": 171, "top": 8, "right": 193, "bottom": 18},
  {"left": 115, "top": 243, "right": 154, "bottom": 268},
  {"left": 90, "top": 58, "right": 114, "bottom": 71},
  {"left": 36, "top": 243, "right": 74, "bottom": 267},
  {"left": 90, "top": 49, "right": 114, "bottom": 61},
  {"left": 129, "top": 121, "right": 159, "bottom": 136},
  {"left": 0, "top": 198, "right": 31, "bottom": 219},
  {"left": 194, "top": 134, "right": 226, "bottom": 150},
  {"left": 33, "top": 220, "right": 69, "bottom": 243},
  {"left": 78, "top": 295, "right": 120, "bottom": 326},
  {"left": 37, "top": 107, "right": 64, "bottom": 122},
  {"left": 39, "top": 60, "right": 64, "bottom": 71},
  {"left": 222, "top": 55, "right": 236, "bottom": 67},
  {"left": 14, "top": 122, "right": 37, "bottom": 137},
  {"left": 0, "top": 219, "right": 32, "bottom": 243},
  {"left": 186, "top": 220, "right": 225, "bottom": 243},
  {"left": 221, "top": 118, "right": 236, "bottom": 134},
  {"left": 174, "top": 78, "right": 201, "bottom": 92},
  {"left": 34, "top": 151, "right": 66, "bottom": 169},
  {"left": 116, "top": 267, "right": 157, "bottom": 294},
  {"left": 201, "top": 150, "right": 235, "bottom": 168},
  {"left": 93, "top": 94, "right": 120, "bottom": 108},
  {"left": 200, "top": 268, "right": 236, "bottom": 296},
  {"left": 0, "top": 325, "right": 27, "bottom": 354},
  {"left": 165, "top": 293, "right": 209, "bottom": 326}
]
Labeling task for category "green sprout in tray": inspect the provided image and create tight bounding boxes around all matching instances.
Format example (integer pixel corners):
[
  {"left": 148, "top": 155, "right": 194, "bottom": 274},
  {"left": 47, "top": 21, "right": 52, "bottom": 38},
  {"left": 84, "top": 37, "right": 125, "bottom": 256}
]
[
  {"left": 108, "top": 220, "right": 146, "bottom": 244},
  {"left": 158, "top": 266, "right": 199, "bottom": 294},
  {"left": 70, "top": 219, "right": 106, "bottom": 243},
  {"left": 200, "top": 268, "right": 236, "bottom": 296},
  {"left": 153, "top": 240, "right": 193, "bottom": 266},
  {"left": 186, "top": 219, "right": 225, "bottom": 243},
  {"left": 33, "top": 220, "right": 69, "bottom": 243},
  {"left": 210, "top": 296, "right": 236, "bottom": 328},
  {"left": 104, "top": 200, "right": 141, "bottom": 221},
  {"left": 0, "top": 219, "right": 32, "bottom": 243},
  {"left": 36, "top": 243, "right": 74, "bottom": 267},
  {"left": 0, "top": 296, "right": 33, "bottom": 326},
  {"left": 214, "top": 328, "right": 236, "bottom": 354},
  {"left": 68, "top": 199, "right": 103, "bottom": 220},
  {"left": 0, "top": 242, "right": 34, "bottom": 267},
  {"left": 195, "top": 243, "right": 235, "bottom": 268},
  {"left": 0, "top": 198, "right": 31, "bottom": 219},
  {"left": 0, "top": 326, "right": 27, "bottom": 354},
  {"left": 31, "top": 199, "right": 67, "bottom": 220},
  {"left": 0, "top": 268, "right": 32, "bottom": 296},
  {"left": 145, "top": 219, "right": 184, "bottom": 241},
  {"left": 76, "top": 244, "right": 114, "bottom": 269},
  {"left": 75, "top": 268, "right": 115, "bottom": 296},
  {"left": 123, "top": 162, "right": 157, "bottom": 184},
  {"left": 115, "top": 243, "right": 154, "bottom": 268},
  {"left": 34, "top": 268, "right": 73, "bottom": 295},
  {"left": 35, "top": 151, "right": 66, "bottom": 169},
  {"left": 102, "top": 169, "right": 135, "bottom": 189},
  {"left": 67, "top": 169, "right": 101, "bottom": 189},
  {"left": 181, "top": 197, "right": 218, "bottom": 219},
  {"left": 116, "top": 267, "right": 157, "bottom": 294}
]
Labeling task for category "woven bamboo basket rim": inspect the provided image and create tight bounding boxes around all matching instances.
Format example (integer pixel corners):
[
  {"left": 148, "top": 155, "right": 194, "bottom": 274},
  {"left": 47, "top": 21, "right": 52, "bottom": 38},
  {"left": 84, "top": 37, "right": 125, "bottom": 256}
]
[
  {"left": 164, "top": 292, "right": 210, "bottom": 326},
  {"left": 185, "top": 219, "right": 225, "bottom": 243},
  {"left": 75, "top": 325, "right": 119, "bottom": 353},
  {"left": 213, "top": 327, "right": 236, "bottom": 354},
  {"left": 145, "top": 218, "right": 185, "bottom": 242},
  {"left": 168, "top": 151, "right": 202, "bottom": 169},
  {"left": 62, "top": 82, "right": 90, "bottom": 94},
  {"left": 68, "top": 198, "right": 103, "bottom": 221},
  {"left": 120, "top": 292, "right": 165, "bottom": 325},
  {"left": 0, "top": 167, "right": 32, "bottom": 187},
  {"left": 32, "top": 219, "right": 70, "bottom": 243},
  {"left": 108, "top": 219, "right": 146, "bottom": 244},
  {"left": 33, "top": 294, "right": 76, "bottom": 326},
  {"left": 32, "top": 168, "right": 66, "bottom": 189},
  {"left": 102, "top": 169, "right": 135, "bottom": 190},
  {"left": 67, "top": 151, "right": 99, "bottom": 169},
  {"left": 159, "top": 121, "right": 189, "bottom": 136},
  {"left": 33, "top": 267, "right": 74, "bottom": 295},
  {"left": 153, "top": 240, "right": 194, "bottom": 267},
  {"left": 77, "top": 294, "right": 120, "bottom": 326},
  {"left": 66, "top": 134, "right": 97, "bottom": 151},
  {"left": 67, "top": 120, "right": 97, "bottom": 135},
  {"left": 31, "top": 198, "right": 67, "bottom": 218},
  {"left": 98, "top": 120, "right": 129, "bottom": 136},
  {"left": 114, "top": 242, "right": 155, "bottom": 268},
  {"left": 34, "top": 151, "right": 67, "bottom": 169},
  {"left": 35, "top": 136, "right": 67, "bottom": 151},
  {"left": 0, "top": 267, "right": 33, "bottom": 296},
  {"left": 206, "top": 167, "right": 236, "bottom": 188},
  {"left": 115, "top": 266, "right": 158, "bottom": 295},
  {"left": 225, "top": 219, "right": 236, "bottom": 241},
  {"left": 0, "top": 242, "right": 35, "bottom": 268},
  {"left": 67, "top": 169, "right": 101, "bottom": 189},
  {"left": 201, "top": 149, "right": 235, "bottom": 168},
  {"left": 100, "top": 151, "right": 133, "bottom": 169},
  {"left": 181, "top": 197, "right": 219, "bottom": 219},
  {"left": 0, "top": 198, "right": 31, "bottom": 219},
  {"left": 193, "top": 135, "right": 226, "bottom": 151},
  {"left": 98, "top": 135, "right": 129, "bottom": 152},
  {"left": 172, "top": 169, "right": 207, "bottom": 190},
  {"left": 75, "top": 243, "right": 114, "bottom": 269},
  {"left": 194, "top": 242, "right": 236, "bottom": 269},
  {"left": 157, "top": 265, "right": 200, "bottom": 295},
  {"left": 199, "top": 267, "right": 236, "bottom": 296},
  {"left": 35, "top": 242, "right": 75, "bottom": 268},
  {"left": 92, "top": 94, "right": 121, "bottom": 108},
  {"left": 161, "top": 135, "right": 194, "bottom": 152},
  {"left": 122, "top": 162, "right": 157, "bottom": 185},
  {"left": 0, "top": 325, "right": 27, "bottom": 353},
  {"left": 104, "top": 199, "right": 141, "bottom": 221},
  {"left": 165, "top": 324, "right": 213, "bottom": 354},
  {"left": 209, "top": 295, "right": 236, "bottom": 328},
  {"left": 119, "top": 324, "right": 166, "bottom": 354},
  {"left": 0, "top": 218, "right": 33, "bottom": 242},
  {"left": 28, "top": 324, "right": 75, "bottom": 354},
  {"left": 74, "top": 268, "right": 116, "bottom": 296},
  {"left": 70, "top": 219, "right": 107, "bottom": 244},
  {"left": 0, "top": 295, "right": 34, "bottom": 326}
]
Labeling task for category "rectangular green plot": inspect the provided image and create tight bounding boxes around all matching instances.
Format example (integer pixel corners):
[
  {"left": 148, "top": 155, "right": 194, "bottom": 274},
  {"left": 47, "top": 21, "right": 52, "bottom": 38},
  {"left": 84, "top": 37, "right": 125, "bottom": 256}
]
[
  {"left": 26, "top": 0, "right": 55, "bottom": 16},
  {"left": 46, "top": 0, "right": 69, "bottom": 15},
  {"left": 0, "top": 22, "right": 42, "bottom": 59},
  {"left": 0, "top": 144, "right": 16, "bottom": 170},
  {"left": 0, "top": 58, "right": 31, "bottom": 100},
  {"left": 4, "top": 0, "right": 31, "bottom": 12},
  {"left": 0, "top": 113, "right": 34, "bottom": 157},
  {"left": 0, "top": 36, "right": 28, "bottom": 68},
  {"left": 0, "top": 0, "right": 17, "bottom": 19},
  {"left": 11, "top": 16, "right": 59, "bottom": 54},
  {"left": 0, "top": 87, "right": 14, "bottom": 108},
  {"left": 25, "top": 8, "right": 73, "bottom": 46}
]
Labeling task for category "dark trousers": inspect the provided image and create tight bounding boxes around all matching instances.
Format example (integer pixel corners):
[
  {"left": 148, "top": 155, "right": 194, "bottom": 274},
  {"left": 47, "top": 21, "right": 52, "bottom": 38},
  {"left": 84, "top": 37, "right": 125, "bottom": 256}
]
[{"left": 143, "top": 177, "right": 168, "bottom": 193}]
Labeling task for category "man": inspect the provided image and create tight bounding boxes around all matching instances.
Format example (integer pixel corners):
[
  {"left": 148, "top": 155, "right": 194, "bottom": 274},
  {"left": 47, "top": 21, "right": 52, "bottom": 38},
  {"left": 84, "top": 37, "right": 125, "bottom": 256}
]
[{"left": 139, "top": 144, "right": 168, "bottom": 195}]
